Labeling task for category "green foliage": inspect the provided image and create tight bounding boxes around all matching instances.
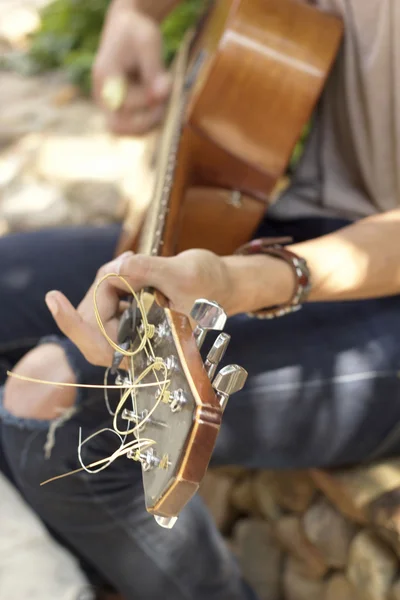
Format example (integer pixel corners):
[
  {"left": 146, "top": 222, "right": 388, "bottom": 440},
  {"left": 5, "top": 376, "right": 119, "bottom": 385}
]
[
  {"left": 29, "top": 0, "right": 109, "bottom": 91},
  {"left": 289, "top": 121, "right": 311, "bottom": 172},
  {"left": 161, "top": 0, "right": 204, "bottom": 65},
  {"left": 26, "top": 0, "right": 202, "bottom": 93}
]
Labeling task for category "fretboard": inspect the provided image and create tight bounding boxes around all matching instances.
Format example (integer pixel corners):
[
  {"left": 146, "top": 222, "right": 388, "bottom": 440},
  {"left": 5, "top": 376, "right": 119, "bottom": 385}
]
[{"left": 137, "top": 35, "right": 191, "bottom": 258}]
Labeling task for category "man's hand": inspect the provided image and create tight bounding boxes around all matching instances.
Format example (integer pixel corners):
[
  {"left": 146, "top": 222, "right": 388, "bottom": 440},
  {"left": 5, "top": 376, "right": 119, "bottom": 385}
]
[
  {"left": 44, "top": 250, "right": 235, "bottom": 368},
  {"left": 93, "top": 0, "right": 172, "bottom": 135}
]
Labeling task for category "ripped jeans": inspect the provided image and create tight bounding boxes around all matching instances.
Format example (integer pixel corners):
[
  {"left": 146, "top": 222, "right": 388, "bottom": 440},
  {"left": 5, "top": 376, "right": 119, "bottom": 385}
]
[{"left": 2, "top": 218, "right": 400, "bottom": 600}]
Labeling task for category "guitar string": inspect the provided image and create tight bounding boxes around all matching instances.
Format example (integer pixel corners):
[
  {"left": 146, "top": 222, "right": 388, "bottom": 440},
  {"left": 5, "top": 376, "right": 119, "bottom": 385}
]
[{"left": 7, "top": 273, "right": 170, "bottom": 485}]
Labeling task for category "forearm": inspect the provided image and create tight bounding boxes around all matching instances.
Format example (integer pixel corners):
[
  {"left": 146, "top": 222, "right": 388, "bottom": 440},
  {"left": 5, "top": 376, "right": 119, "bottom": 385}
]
[
  {"left": 225, "top": 210, "right": 400, "bottom": 314},
  {"left": 294, "top": 210, "right": 400, "bottom": 301},
  {"left": 113, "top": 0, "right": 184, "bottom": 21}
]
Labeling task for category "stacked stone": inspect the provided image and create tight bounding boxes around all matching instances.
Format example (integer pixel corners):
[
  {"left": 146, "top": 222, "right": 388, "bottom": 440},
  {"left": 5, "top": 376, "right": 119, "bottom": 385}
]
[{"left": 200, "top": 461, "right": 400, "bottom": 600}]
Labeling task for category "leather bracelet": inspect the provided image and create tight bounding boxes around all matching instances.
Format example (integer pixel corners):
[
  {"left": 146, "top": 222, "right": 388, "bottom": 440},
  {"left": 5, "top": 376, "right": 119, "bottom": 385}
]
[{"left": 235, "top": 237, "right": 311, "bottom": 319}]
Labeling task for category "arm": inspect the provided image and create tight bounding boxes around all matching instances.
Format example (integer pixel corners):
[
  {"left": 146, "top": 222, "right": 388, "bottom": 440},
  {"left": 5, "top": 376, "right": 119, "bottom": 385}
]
[
  {"left": 44, "top": 210, "right": 400, "bottom": 368},
  {"left": 225, "top": 209, "right": 400, "bottom": 316},
  {"left": 128, "top": 0, "right": 185, "bottom": 21},
  {"left": 293, "top": 209, "right": 400, "bottom": 301},
  {"left": 93, "top": 0, "right": 185, "bottom": 135}
]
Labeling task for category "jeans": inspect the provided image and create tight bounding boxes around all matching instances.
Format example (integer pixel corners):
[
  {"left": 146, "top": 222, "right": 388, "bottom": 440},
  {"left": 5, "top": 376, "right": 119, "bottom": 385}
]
[{"left": 1, "top": 218, "right": 400, "bottom": 600}]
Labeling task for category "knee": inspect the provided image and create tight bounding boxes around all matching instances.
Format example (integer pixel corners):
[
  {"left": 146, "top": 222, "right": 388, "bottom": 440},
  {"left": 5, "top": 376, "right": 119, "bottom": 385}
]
[{"left": 4, "top": 344, "right": 77, "bottom": 420}]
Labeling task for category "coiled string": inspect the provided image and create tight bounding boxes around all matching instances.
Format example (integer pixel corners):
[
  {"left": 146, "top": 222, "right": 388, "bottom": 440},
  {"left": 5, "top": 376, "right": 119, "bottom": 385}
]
[{"left": 7, "top": 273, "right": 170, "bottom": 485}]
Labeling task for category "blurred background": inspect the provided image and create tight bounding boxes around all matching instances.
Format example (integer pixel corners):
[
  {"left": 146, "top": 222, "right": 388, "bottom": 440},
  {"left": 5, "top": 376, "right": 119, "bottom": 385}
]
[
  {"left": 4, "top": 5, "right": 399, "bottom": 600},
  {"left": 0, "top": 0, "right": 202, "bottom": 238}
]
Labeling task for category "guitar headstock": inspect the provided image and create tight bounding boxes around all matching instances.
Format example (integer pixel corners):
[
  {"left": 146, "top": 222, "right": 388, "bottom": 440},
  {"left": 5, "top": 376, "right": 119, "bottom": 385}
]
[{"left": 113, "top": 293, "right": 247, "bottom": 529}]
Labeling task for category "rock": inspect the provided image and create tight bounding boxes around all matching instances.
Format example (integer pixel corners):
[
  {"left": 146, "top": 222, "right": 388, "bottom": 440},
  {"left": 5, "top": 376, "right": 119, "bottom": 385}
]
[
  {"left": 324, "top": 573, "right": 355, "bottom": 600},
  {"left": 0, "top": 220, "right": 9, "bottom": 236},
  {"left": 0, "top": 3, "right": 41, "bottom": 48},
  {"left": 231, "top": 475, "right": 259, "bottom": 515},
  {"left": 0, "top": 152, "right": 22, "bottom": 192},
  {"left": 233, "top": 519, "right": 283, "bottom": 600},
  {"left": 283, "top": 557, "right": 326, "bottom": 600},
  {"left": 211, "top": 466, "right": 247, "bottom": 479},
  {"left": 0, "top": 134, "right": 40, "bottom": 193},
  {"left": 311, "top": 461, "right": 400, "bottom": 524},
  {"left": 303, "top": 498, "right": 356, "bottom": 568},
  {"left": 0, "top": 73, "right": 61, "bottom": 144},
  {"left": 52, "top": 85, "right": 81, "bottom": 107},
  {"left": 389, "top": 579, "right": 400, "bottom": 600},
  {"left": 252, "top": 472, "right": 282, "bottom": 521},
  {"left": 35, "top": 135, "right": 150, "bottom": 184},
  {"left": 65, "top": 181, "right": 126, "bottom": 224},
  {"left": 347, "top": 530, "right": 398, "bottom": 600},
  {"left": 369, "top": 487, "right": 400, "bottom": 556},
  {"left": 199, "top": 471, "right": 236, "bottom": 532},
  {"left": 0, "top": 36, "right": 12, "bottom": 57},
  {"left": 253, "top": 471, "right": 314, "bottom": 520},
  {"left": 270, "top": 471, "right": 316, "bottom": 513},
  {"left": 273, "top": 515, "right": 328, "bottom": 579},
  {"left": 1, "top": 179, "right": 71, "bottom": 231},
  {"left": 0, "top": 71, "right": 103, "bottom": 150}
]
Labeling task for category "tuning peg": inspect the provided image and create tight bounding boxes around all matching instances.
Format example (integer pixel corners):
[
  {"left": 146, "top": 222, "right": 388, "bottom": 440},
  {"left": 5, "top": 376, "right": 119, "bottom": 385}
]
[
  {"left": 204, "top": 332, "right": 231, "bottom": 379},
  {"left": 212, "top": 364, "right": 248, "bottom": 410},
  {"left": 190, "top": 299, "right": 227, "bottom": 349},
  {"left": 154, "top": 515, "right": 178, "bottom": 529}
]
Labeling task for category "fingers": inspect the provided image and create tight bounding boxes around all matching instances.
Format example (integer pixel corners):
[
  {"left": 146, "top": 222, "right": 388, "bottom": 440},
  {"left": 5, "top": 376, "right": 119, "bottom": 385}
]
[
  {"left": 45, "top": 291, "right": 114, "bottom": 366},
  {"left": 44, "top": 252, "right": 175, "bottom": 367},
  {"left": 92, "top": 6, "right": 170, "bottom": 133},
  {"left": 133, "top": 15, "right": 171, "bottom": 99},
  {"left": 106, "top": 103, "right": 165, "bottom": 136},
  {"left": 96, "top": 253, "right": 162, "bottom": 291}
]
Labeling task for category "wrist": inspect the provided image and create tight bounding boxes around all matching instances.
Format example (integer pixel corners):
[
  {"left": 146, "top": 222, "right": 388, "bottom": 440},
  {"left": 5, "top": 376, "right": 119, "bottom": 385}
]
[
  {"left": 116, "top": 0, "right": 182, "bottom": 21},
  {"left": 223, "top": 254, "right": 295, "bottom": 316}
]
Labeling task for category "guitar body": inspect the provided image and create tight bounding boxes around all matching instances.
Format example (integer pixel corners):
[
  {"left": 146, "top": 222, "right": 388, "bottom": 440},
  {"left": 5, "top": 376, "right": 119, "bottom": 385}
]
[
  {"left": 116, "top": 0, "right": 343, "bottom": 523},
  {"left": 160, "top": 0, "right": 344, "bottom": 257}
]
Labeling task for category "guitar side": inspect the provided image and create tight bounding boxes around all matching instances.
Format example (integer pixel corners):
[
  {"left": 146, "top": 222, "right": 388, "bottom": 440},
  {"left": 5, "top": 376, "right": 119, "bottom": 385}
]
[
  {"left": 186, "top": 0, "right": 344, "bottom": 200},
  {"left": 170, "top": 0, "right": 344, "bottom": 256}
]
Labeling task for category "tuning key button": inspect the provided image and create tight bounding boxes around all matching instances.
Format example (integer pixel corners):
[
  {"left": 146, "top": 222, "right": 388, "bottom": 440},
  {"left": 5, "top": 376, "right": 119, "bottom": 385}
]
[
  {"left": 169, "top": 389, "right": 187, "bottom": 413},
  {"left": 205, "top": 332, "right": 231, "bottom": 379},
  {"left": 190, "top": 299, "right": 227, "bottom": 349},
  {"left": 165, "top": 355, "right": 179, "bottom": 372},
  {"left": 153, "top": 321, "right": 171, "bottom": 346},
  {"left": 212, "top": 364, "right": 248, "bottom": 411},
  {"left": 154, "top": 516, "right": 178, "bottom": 529}
]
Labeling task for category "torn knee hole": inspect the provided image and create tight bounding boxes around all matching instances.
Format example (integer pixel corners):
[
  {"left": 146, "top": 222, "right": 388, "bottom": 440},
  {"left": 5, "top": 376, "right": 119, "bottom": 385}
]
[
  {"left": 4, "top": 377, "right": 77, "bottom": 421},
  {"left": 4, "top": 343, "right": 78, "bottom": 420}
]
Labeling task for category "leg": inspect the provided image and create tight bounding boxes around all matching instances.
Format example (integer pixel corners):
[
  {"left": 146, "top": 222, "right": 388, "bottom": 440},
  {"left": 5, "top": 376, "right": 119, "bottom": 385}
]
[
  {"left": 213, "top": 287, "right": 400, "bottom": 468},
  {"left": 1, "top": 386, "right": 252, "bottom": 600},
  {"left": 0, "top": 224, "right": 120, "bottom": 463},
  {"left": 0, "top": 224, "right": 121, "bottom": 373},
  {"left": 0, "top": 226, "right": 253, "bottom": 600},
  {"left": 0, "top": 225, "right": 122, "bottom": 598}
]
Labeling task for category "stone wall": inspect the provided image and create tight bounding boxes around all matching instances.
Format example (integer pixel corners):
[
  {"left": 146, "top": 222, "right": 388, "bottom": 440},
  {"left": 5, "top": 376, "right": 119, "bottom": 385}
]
[{"left": 200, "top": 462, "right": 400, "bottom": 600}]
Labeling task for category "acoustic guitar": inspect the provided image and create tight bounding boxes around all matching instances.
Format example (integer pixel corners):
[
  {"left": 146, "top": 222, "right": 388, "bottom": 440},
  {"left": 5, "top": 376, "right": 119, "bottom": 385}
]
[{"left": 114, "top": 0, "right": 343, "bottom": 529}]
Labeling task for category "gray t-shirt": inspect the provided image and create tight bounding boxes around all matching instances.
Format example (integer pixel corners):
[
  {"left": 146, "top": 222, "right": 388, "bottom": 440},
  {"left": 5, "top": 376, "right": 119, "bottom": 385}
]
[{"left": 269, "top": 0, "right": 400, "bottom": 221}]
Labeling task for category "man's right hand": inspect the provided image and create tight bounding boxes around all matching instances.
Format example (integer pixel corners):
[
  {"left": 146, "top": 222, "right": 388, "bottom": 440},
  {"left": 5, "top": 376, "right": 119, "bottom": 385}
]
[{"left": 92, "top": 0, "right": 172, "bottom": 136}]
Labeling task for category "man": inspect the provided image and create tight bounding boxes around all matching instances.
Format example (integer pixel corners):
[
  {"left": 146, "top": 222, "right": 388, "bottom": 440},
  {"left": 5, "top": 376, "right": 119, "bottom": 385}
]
[{"left": 2, "top": 1, "right": 400, "bottom": 599}]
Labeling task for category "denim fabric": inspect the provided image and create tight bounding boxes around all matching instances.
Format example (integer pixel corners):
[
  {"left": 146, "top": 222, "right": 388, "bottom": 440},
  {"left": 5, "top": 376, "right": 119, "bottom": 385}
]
[{"left": 2, "top": 219, "right": 400, "bottom": 600}]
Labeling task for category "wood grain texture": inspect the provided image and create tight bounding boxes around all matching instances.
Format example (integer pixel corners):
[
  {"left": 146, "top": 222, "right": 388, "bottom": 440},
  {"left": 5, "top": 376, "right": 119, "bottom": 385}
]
[
  {"left": 118, "top": 0, "right": 343, "bottom": 518},
  {"left": 149, "top": 309, "right": 223, "bottom": 517}
]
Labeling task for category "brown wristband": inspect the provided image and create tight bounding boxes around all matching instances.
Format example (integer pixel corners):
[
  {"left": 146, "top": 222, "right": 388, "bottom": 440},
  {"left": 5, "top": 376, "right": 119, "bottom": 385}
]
[{"left": 235, "top": 237, "right": 311, "bottom": 319}]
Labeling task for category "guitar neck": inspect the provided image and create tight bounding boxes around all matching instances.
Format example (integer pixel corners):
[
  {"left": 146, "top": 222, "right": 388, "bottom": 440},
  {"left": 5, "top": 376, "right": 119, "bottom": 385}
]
[{"left": 137, "top": 34, "right": 192, "bottom": 258}]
